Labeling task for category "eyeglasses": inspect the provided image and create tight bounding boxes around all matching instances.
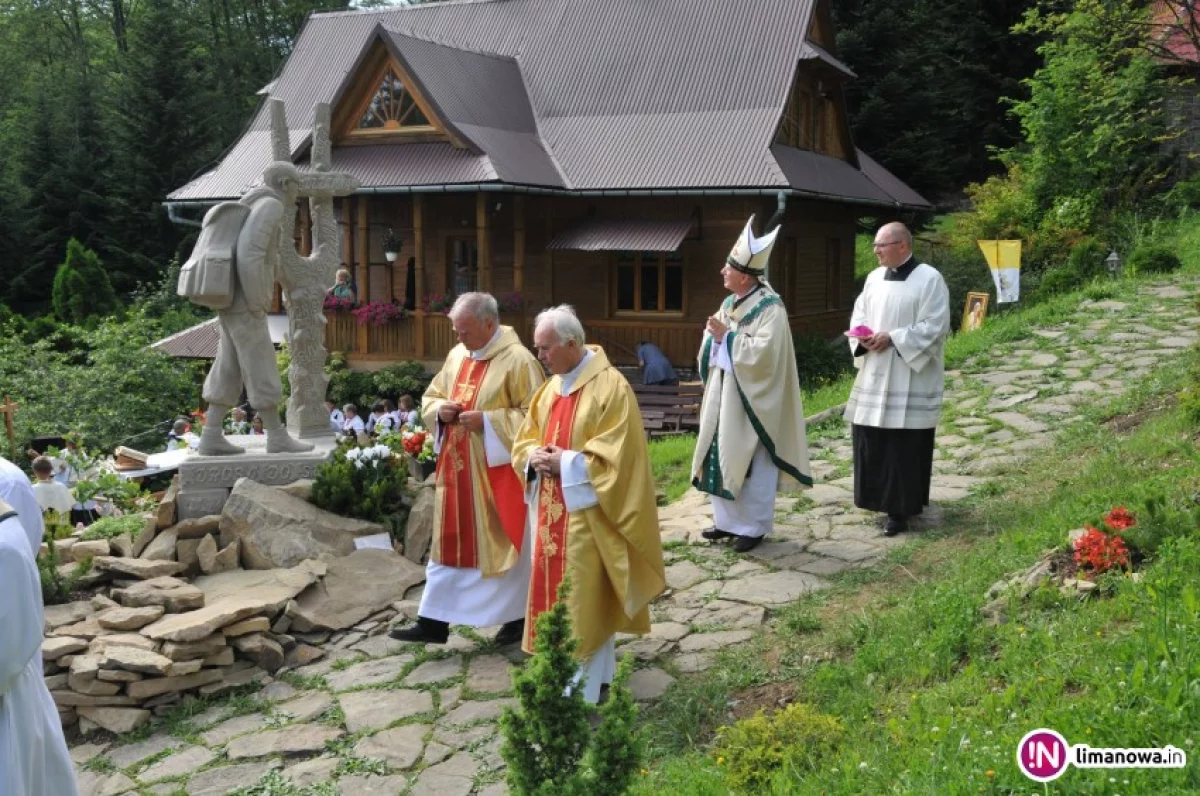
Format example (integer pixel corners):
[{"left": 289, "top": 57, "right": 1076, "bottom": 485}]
[{"left": 872, "top": 241, "right": 902, "bottom": 249}]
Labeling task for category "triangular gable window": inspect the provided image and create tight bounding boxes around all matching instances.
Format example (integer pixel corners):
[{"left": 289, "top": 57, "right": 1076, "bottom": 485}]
[
  {"left": 334, "top": 40, "right": 454, "bottom": 144},
  {"left": 358, "top": 67, "right": 430, "bottom": 130}
]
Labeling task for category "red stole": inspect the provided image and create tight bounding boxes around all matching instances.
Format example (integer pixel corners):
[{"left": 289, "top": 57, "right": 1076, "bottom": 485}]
[
  {"left": 526, "top": 391, "right": 582, "bottom": 646},
  {"left": 434, "top": 357, "right": 527, "bottom": 569},
  {"left": 435, "top": 358, "right": 489, "bottom": 567}
]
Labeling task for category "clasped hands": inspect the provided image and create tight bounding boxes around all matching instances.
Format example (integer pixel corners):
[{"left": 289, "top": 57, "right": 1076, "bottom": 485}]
[
  {"left": 437, "top": 401, "right": 484, "bottom": 432},
  {"left": 528, "top": 445, "right": 564, "bottom": 477},
  {"left": 861, "top": 331, "right": 892, "bottom": 353}
]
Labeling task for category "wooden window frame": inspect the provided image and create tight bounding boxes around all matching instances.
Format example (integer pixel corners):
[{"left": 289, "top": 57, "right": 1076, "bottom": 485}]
[
  {"left": 446, "top": 235, "right": 479, "bottom": 295},
  {"left": 610, "top": 250, "right": 686, "bottom": 317}
]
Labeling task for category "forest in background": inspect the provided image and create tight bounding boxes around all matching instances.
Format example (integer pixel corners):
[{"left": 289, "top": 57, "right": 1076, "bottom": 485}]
[{"left": 0, "top": 0, "right": 1051, "bottom": 319}]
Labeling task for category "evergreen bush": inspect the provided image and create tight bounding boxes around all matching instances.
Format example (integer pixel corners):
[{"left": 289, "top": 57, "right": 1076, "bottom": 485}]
[
  {"left": 52, "top": 238, "right": 119, "bottom": 325},
  {"left": 1127, "top": 245, "right": 1182, "bottom": 275},
  {"left": 713, "top": 702, "right": 844, "bottom": 792},
  {"left": 500, "top": 579, "right": 644, "bottom": 795},
  {"left": 1065, "top": 237, "right": 1109, "bottom": 281},
  {"left": 40, "top": 540, "right": 91, "bottom": 605}
]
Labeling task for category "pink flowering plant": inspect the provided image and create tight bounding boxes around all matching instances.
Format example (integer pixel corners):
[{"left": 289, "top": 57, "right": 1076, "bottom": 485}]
[
  {"left": 351, "top": 300, "right": 405, "bottom": 326},
  {"left": 422, "top": 292, "right": 454, "bottom": 313},
  {"left": 496, "top": 292, "right": 524, "bottom": 312},
  {"left": 324, "top": 294, "right": 355, "bottom": 311}
]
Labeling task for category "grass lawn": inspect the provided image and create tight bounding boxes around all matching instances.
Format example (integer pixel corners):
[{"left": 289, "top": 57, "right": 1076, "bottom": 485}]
[
  {"left": 636, "top": 341, "right": 1200, "bottom": 795},
  {"left": 634, "top": 213, "right": 1200, "bottom": 794}
]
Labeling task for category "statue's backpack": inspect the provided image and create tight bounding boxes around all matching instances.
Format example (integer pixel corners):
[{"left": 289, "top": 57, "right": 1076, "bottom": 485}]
[{"left": 178, "top": 201, "right": 251, "bottom": 310}]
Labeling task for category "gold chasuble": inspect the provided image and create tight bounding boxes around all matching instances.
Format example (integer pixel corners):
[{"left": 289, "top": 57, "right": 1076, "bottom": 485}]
[
  {"left": 512, "top": 346, "right": 666, "bottom": 658},
  {"left": 691, "top": 286, "right": 812, "bottom": 498},
  {"left": 423, "top": 326, "right": 545, "bottom": 576}
]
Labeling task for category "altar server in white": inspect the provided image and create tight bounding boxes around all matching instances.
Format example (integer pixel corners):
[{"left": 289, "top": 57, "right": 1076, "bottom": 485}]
[
  {"left": 691, "top": 216, "right": 812, "bottom": 553},
  {"left": 1, "top": 490, "right": 78, "bottom": 796},
  {"left": 844, "top": 222, "right": 950, "bottom": 536}
]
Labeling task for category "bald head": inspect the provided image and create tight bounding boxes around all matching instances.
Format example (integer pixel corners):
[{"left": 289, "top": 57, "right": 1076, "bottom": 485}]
[{"left": 873, "top": 222, "right": 913, "bottom": 268}]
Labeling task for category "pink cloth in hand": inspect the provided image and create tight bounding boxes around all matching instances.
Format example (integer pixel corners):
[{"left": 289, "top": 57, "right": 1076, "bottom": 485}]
[{"left": 844, "top": 325, "right": 874, "bottom": 338}]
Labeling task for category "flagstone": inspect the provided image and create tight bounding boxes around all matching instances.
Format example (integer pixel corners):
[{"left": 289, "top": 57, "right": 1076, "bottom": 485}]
[
  {"left": 409, "top": 753, "right": 479, "bottom": 796},
  {"left": 718, "top": 571, "right": 829, "bottom": 604},
  {"left": 353, "top": 723, "right": 429, "bottom": 769},
  {"left": 340, "top": 689, "right": 433, "bottom": 733},
  {"left": 404, "top": 655, "right": 463, "bottom": 686},
  {"left": 465, "top": 654, "right": 513, "bottom": 694},
  {"left": 325, "top": 654, "right": 414, "bottom": 691}
]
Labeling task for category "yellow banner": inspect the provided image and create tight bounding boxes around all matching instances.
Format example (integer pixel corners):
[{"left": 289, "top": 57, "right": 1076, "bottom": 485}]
[{"left": 977, "top": 240, "right": 1022, "bottom": 303}]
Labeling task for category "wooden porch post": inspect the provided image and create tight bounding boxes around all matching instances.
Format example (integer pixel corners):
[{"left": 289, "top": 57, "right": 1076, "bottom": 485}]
[
  {"left": 513, "top": 195, "right": 525, "bottom": 294},
  {"left": 356, "top": 196, "right": 370, "bottom": 355},
  {"left": 476, "top": 192, "right": 491, "bottom": 292},
  {"left": 413, "top": 194, "right": 426, "bottom": 358},
  {"left": 300, "top": 202, "right": 313, "bottom": 257}
]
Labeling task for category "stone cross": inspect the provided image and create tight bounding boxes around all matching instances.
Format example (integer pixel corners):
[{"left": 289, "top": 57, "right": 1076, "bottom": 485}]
[{"left": 269, "top": 99, "right": 360, "bottom": 439}]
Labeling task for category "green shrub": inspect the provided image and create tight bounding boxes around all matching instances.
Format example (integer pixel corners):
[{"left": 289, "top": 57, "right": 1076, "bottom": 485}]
[
  {"left": 500, "top": 579, "right": 644, "bottom": 796},
  {"left": 52, "top": 238, "right": 120, "bottom": 325},
  {"left": 1065, "top": 237, "right": 1109, "bottom": 281},
  {"left": 792, "top": 333, "right": 852, "bottom": 388},
  {"left": 81, "top": 514, "right": 146, "bottom": 541},
  {"left": 1038, "top": 264, "right": 1084, "bottom": 296},
  {"left": 373, "top": 361, "right": 430, "bottom": 403},
  {"left": 324, "top": 352, "right": 380, "bottom": 411},
  {"left": 1122, "top": 494, "right": 1200, "bottom": 560},
  {"left": 309, "top": 440, "right": 410, "bottom": 539},
  {"left": 713, "top": 702, "right": 844, "bottom": 792},
  {"left": 40, "top": 540, "right": 92, "bottom": 605},
  {"left": 1127, "top": 244, "right": 1182, "bottom": 275}
]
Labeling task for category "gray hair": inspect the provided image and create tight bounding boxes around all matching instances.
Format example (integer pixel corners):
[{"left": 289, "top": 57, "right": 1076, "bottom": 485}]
[
  {"left": 449, "top": 292, "right": 499, "bottom": 324},
  {"left": 535, "top": 304, "right": 586, "bottom": 346}
]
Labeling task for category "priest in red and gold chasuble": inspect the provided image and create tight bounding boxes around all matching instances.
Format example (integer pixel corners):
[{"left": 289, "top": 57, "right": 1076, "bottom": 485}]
[
  {"left": 389, "top": 294, "right": 544, "bottom": 647},
  {"left": 513, "top": 306, "right": 665, "bottom": 702}
]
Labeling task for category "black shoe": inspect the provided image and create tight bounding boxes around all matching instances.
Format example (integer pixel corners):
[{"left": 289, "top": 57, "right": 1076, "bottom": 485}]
[
  {"left": 883, "top": 514, "right": 909, "bottom": 537},
  {"left": 732, "top": 535, "right": 763, "bottom": 553},
  {"left": 493, "top": 618, "right": 525, "bottom": 647},
  {"left": 388, "top": 616, "right": 449, "bottom": 644},
  {"left": 701, "top": 527, "right": 734, "bottom": 541}
]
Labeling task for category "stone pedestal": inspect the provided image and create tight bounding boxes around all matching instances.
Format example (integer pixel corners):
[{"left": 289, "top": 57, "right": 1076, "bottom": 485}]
[{"left": 176, "top": 435, "right": 337, "bottom": 520}]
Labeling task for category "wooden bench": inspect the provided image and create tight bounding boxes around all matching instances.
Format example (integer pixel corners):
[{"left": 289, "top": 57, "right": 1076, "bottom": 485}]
[{"left": 633, "top": 382, "right": 703, "bottom": 437}]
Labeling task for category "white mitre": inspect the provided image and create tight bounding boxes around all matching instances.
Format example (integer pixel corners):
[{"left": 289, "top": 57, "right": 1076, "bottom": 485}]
[{"left": 726, "top": 214, "right": 780, "bottom": 276}]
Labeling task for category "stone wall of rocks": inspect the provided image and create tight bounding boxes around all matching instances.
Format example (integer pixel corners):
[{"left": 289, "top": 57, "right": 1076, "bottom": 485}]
[{"left": 42, "top": 476, "right": 425, "bottom": 736}]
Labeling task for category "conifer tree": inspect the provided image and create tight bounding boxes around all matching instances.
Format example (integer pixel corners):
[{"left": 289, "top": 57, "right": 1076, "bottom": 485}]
[
  {"left": 52, "top": 238, "right": 119, "bottom": 325},
  {"left": 500, "top": 579, "right": 644, "bottom": 795}
]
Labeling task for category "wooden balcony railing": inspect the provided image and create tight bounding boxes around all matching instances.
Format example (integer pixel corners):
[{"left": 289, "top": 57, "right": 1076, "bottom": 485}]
[{"left": 324, "top": 308, "right": 848, "bottom": 367}]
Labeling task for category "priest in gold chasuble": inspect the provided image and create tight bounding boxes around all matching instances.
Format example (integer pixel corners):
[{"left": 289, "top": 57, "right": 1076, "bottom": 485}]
[
  {"left": 691, "top": 216, "right": 813, "bottom": 554},
  {"left": 389, "top": 293, "right": 544, "bottom": 646},
  {"left": 512, "top": 306, "right": 666, "bottom": 703}
]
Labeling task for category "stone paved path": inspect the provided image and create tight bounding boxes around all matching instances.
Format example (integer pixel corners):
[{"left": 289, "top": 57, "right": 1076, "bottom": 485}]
[{"left": 71, "top": 280, "right": 1198, "bottom": 795}]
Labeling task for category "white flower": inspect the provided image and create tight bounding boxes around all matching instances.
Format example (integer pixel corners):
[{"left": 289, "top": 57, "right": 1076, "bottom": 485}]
[{"left": 345, "top": 448, "right": 362, "bottom": 462}]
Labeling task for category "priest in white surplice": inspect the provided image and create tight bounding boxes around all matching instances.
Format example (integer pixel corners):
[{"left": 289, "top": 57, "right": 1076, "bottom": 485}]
[
  {"left": 390, "top": 293, "right": 545, "bottom": 645},
  {"left": 1, "top": 475, "right": 77, "bottom": 796},
  {"left": 691, "top": 216, "right": 812, "bottom": 554},
  {"left": 844, "top": 222, "right": 950, "bottom": 536}
]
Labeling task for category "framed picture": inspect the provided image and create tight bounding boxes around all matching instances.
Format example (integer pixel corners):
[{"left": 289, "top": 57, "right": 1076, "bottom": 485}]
[{"left": 962, "top": 292, "right": 989, "bottom": 332}]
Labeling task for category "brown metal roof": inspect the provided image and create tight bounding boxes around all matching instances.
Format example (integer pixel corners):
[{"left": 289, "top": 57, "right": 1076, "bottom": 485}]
[
  {"left": 170, "top": 0, "right": 928, "bottom": 209},
  {"left": 151, "top": 318, "right": 221, "bottom": 359},
  {"left": 547, "top": 218, "right": 694, "bottom": 251},
  {"left": 151, "top": 315, "right": 291, "bottom": 359},
  {"left": 327, "top": 143, "right": 496, "bottom": 187}
]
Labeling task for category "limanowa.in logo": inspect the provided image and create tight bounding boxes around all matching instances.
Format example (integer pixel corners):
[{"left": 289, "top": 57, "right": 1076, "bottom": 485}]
[{"left": 1017, "top": 729, "right": 1188, "bottom": 782}]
